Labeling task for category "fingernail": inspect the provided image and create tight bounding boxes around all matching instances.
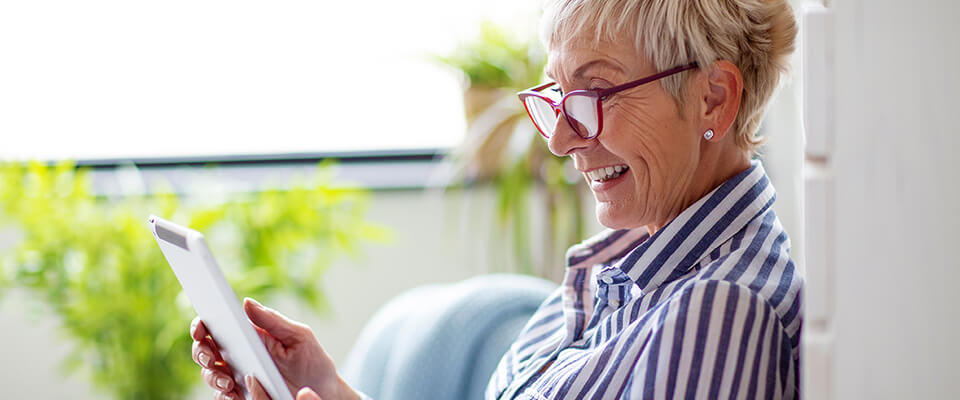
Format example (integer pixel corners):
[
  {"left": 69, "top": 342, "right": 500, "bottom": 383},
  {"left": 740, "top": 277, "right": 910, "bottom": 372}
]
[
  {"left": 298, "top": 387, "right": 321, "bottom": 399},
  {"left": 198, "top": 352, "right": 210, "bottom": 367},
  {"left": 217, "top": 377, "right": 230, "bottom": 390},
  {"left": 246, "top": 297, "right": 263, "bottom": 308}
]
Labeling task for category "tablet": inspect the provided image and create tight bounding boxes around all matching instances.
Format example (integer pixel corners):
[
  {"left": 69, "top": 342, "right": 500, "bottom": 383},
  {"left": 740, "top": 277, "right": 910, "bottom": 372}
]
[{"left": 149, "top": 215, "right": 293, "bottom": 400}]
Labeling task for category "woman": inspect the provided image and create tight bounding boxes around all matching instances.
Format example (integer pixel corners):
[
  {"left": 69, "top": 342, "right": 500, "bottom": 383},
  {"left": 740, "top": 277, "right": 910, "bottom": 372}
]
[{"left": 191, "top": 0, "right": 802, "bottom": 398}]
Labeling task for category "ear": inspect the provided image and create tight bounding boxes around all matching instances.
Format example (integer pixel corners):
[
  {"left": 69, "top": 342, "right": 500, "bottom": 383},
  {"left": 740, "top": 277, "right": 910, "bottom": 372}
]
[{"left": 698, "top": 60, "right": 743, "bottom": 141}]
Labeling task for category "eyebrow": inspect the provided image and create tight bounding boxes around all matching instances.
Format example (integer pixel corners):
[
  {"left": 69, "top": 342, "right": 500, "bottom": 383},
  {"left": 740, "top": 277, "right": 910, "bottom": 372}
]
[{"left": 546, "top": 59, "right": 624, "bottom": 82}]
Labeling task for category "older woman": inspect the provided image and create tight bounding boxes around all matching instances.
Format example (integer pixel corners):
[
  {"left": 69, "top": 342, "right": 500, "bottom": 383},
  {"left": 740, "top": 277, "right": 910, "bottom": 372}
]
[{"left": 191, "top": 0, "right": 801, "bottom": 399}]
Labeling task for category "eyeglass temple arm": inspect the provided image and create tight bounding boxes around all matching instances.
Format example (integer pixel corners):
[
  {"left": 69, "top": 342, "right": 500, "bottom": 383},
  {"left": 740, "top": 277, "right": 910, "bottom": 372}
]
[{"left": 595, "top": 62, "right": 699, "bottom": 99}]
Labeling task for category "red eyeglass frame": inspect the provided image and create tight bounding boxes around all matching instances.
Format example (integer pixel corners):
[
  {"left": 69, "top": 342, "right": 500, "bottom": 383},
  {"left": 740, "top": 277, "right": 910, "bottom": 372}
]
[{"left": 517, "top": 62, "right": 699, "bottom": 139}]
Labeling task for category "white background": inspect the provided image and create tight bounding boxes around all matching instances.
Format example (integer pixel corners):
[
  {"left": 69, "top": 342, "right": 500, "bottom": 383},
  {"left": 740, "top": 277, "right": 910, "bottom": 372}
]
[{"left": 0, "top": 0, "right": 540, "bottom": 160}]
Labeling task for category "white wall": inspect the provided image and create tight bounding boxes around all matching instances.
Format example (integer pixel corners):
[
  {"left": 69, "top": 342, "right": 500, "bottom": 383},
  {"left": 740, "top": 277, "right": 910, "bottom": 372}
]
[{"left": 803, "top": 0, "right": 960, "bottom": 398}]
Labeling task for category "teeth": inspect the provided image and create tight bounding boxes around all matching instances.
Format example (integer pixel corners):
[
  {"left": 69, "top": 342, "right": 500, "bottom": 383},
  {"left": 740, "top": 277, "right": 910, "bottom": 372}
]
[{"left": 586, "top": 165, "right": 629, "bottom": 182}]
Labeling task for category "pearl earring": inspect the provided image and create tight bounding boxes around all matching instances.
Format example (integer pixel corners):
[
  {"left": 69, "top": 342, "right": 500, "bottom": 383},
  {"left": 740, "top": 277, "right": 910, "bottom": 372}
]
[{"left": 703, "top": 129, "right": 714, "bottom": 140}]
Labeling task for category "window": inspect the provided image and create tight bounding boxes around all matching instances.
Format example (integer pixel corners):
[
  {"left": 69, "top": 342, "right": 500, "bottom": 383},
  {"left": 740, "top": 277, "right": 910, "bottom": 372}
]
[{"left": 0, "top": 0, "right": 539, "bottom": 161}]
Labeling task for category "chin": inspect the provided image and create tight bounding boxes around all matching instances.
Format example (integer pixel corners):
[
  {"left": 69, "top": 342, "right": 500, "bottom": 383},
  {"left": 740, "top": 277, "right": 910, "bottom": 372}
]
[{"left": 595, "top": 202, "right": 640, "bottom": 230}]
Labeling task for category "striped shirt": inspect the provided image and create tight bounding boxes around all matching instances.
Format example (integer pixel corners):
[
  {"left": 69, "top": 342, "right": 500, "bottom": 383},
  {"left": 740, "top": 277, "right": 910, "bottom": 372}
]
[{"left": 486, "top": 161, "right": 802, "bottom": 399}]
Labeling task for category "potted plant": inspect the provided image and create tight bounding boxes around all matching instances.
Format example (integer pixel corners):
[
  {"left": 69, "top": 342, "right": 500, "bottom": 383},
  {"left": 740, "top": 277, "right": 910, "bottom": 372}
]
[
  {"left": 436, "top": 22, "right": 587, "bottom": 281},
  {"left": 0, "top": 161, "right": 386, "bottom": 399}
]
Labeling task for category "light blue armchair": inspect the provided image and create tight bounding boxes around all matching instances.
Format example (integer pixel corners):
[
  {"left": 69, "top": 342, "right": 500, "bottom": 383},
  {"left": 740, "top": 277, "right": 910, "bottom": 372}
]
[{"left": 342, "top": 274, "right": 556, "bottom": 400}]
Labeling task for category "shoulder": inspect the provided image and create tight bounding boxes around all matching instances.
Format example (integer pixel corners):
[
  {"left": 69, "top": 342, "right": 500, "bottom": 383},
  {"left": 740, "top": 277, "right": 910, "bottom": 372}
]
[
  {"left": 695, "top": 208, "right": 802, "bottom": 335},
  {"left": 655, "top": 279, "right": 782, "bottom": 329}
]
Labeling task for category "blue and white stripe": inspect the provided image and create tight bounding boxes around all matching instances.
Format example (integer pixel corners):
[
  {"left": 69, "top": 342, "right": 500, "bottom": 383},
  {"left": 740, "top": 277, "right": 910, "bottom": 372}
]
[{"left": 486, "top": 161, "right": 802, "bottom": 399}]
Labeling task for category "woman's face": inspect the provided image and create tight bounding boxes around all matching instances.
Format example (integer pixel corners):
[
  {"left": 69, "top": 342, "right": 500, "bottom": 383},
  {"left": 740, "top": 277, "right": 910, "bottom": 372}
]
[{"left": 545, "top": 37, "right": 705, "bottom": 231}]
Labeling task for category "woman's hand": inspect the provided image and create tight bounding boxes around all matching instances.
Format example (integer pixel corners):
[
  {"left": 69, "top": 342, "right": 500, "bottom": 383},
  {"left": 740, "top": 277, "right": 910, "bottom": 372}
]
[
  {"left": 246, "top": 376, "right": 324, "bottom": 400},
  {"left": 190, "top": 298, "right": 360, "bottom": 400}
]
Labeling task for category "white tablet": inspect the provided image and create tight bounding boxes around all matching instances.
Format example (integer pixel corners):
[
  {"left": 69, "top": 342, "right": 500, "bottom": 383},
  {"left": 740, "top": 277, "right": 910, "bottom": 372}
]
[{"left": 149, "top": 215, "right": 293, "bottom": 400}]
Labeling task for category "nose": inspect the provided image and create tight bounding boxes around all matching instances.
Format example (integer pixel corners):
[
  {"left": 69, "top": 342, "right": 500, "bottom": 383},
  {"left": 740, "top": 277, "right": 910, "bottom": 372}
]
[{"left": 546, "top": 112, "right": 591, "bottom": 157}]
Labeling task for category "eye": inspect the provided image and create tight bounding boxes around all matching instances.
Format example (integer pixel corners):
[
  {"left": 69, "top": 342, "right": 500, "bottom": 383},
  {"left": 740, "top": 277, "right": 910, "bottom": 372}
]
[
  {"left": 594, "top": 78, "right": 624, "bottom": 100},
  {"left": 542, "top": 85, "right": 563, "bottom": 101},
  {"left": 596, "top": 88, "right": 614, "bottom": 101},
  {"left": 588, "top": 79, "right": 613, "bottom": 91}
]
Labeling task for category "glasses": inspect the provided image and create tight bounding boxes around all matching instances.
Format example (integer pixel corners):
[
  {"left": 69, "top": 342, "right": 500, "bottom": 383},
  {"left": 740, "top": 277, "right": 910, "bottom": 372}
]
[{"left": 517, "top": 62, "right": 698, "bottom": 139}]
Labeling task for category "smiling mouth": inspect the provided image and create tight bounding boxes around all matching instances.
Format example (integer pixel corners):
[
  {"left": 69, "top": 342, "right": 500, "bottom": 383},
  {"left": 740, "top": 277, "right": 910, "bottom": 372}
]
[{"left": 586, "top": 165, "right": 630, "bottom": 182}]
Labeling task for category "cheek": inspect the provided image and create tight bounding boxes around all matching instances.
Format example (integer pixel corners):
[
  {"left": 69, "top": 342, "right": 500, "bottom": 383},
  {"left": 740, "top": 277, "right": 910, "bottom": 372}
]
[
  {"left": 591, "top": 102, "right": 699, "bottom": 228},
  {"left": 607, "top": 101, "right": 661, "bottom": 139},
  {"left": 600, "top": 105, "right": 680, "bottom": 179}
]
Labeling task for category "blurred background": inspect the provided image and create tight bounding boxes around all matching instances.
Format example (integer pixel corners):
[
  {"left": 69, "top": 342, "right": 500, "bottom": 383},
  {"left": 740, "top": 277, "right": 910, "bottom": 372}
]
[{"left": 0, "top": 0, "right": 957, "bottom": 399}]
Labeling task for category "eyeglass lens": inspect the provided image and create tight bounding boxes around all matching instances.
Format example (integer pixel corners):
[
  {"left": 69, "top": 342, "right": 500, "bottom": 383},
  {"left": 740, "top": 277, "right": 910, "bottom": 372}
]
[
  {"left": 524, "top": 94, "right": 600, "bottom": 139},
  {"left": 563, "top": 95, "right": 599, "bottom": 138},
  {"left": 524, "top": 96, "right": 560, "bottom": 137}
]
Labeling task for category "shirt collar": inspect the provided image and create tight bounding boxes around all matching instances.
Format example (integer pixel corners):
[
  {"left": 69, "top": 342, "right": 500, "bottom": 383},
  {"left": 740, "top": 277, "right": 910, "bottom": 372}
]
[{"left": 565, "top": 160, "right": 776, "bottom": 293}]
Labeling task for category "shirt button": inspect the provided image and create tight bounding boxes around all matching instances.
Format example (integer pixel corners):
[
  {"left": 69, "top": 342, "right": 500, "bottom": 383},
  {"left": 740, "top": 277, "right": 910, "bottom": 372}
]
[{"left": 600, "top": 275, "right": 614, "bottom": 284}]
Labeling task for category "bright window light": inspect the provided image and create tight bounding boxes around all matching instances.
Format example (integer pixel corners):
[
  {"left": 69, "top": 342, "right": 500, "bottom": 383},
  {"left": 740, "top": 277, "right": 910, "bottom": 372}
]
[{"left": 0, "top": 0, "right": 539, "bottom": 161}]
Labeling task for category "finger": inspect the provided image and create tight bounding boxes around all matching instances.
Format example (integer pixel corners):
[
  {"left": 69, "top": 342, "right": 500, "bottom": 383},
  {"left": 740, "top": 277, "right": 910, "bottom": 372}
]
[
  {"left": 194, "top": 336, "right": 228, "bottom": 367},
  {"left": 296, "top": 387, "right": 322, "bottom": 400},
  {"left": 214, "top": 390, "right": 242, "bottom": 400},
  {"left": 201, "top": 365, "right": 236, "bottom": 392},
  {"left": 193, "top": 340, "right": 215, "bottom": 368},
  {"left": 243, "top": 298, "right": 307, "bottom": 343},
  {"left": 245, "top": 375, "right": 274, "bottom": 400},
  {"left": 191, "top": 316, "right": 209, "bottom": 341}
]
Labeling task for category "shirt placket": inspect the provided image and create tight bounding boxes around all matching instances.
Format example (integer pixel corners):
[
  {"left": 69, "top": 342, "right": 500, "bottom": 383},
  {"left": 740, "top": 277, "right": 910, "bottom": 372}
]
[{"left": 596, "top": 266, "right": 632, "bottom": 309}]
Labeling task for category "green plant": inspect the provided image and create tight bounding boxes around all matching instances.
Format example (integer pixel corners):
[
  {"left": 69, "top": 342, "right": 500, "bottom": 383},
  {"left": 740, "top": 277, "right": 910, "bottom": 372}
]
[
  {"left": 0, "top": 161, "right": 387, "bottom": 399},
  {"left": 434, "top": 21, "right": 545, "bottom": 91},
  {"left": 438, "top": 22, "right": 587, "bottom": 280}
]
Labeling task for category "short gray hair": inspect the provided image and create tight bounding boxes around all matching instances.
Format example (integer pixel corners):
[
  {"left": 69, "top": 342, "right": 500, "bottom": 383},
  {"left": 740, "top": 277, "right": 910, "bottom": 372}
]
[{"left": 541, "top": 0, "right": 797, "bottom": 152}]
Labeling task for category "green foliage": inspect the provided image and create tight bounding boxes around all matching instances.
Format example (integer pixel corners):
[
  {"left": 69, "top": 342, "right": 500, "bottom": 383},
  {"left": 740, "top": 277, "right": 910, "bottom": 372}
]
[
  {"left": 0, "top": 161, "right": 387, "bottom": 400},
  {"left": 435, "top": 21, "right": 546, "bottom": 90},
  {"left": 494, "top": 155, "right": 533, "bottom": 273},
  {"left": 493, "top": 141, "right": 585, "bottom": 277},
  {"left": 439, "top": 20, "right": 586, "bottom": 278}
]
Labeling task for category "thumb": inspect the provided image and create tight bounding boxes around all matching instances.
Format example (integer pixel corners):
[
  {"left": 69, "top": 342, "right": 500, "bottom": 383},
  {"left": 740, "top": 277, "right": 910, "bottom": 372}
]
[
  {"left": 243, "top": 297, "right": 304, "bottom": 344},
  {"left": 296, "top": 387, "right": 322, "bottom": 400}
]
